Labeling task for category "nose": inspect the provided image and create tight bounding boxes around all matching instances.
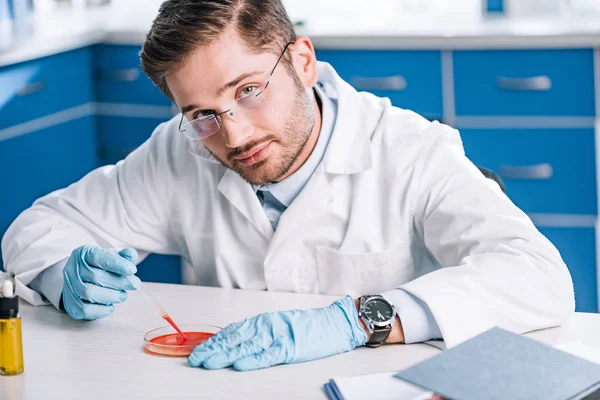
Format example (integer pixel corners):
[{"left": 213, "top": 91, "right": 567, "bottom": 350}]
[{"left": 220, "top": 111, "right": 254, "bottom": 148}]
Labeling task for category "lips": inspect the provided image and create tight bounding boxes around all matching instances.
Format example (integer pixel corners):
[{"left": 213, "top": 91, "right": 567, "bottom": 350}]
[{"left": 234, "top": 141, "right": 273, "bottom": 166}]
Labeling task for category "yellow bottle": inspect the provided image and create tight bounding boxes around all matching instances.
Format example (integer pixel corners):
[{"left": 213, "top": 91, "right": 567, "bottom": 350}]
[{"left": 0, "top": 280, "right": 24, "bottom": 376}]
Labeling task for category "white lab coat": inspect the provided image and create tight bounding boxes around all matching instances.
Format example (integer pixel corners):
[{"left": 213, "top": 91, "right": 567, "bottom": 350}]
[{"left": 1, "top": 62, "right": 575, "bottom": 348}]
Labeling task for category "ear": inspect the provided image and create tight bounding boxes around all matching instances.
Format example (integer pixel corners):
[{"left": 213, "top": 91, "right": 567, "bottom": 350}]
[{"left": 289, "top": 36, "right": 318, "bottom": 88}]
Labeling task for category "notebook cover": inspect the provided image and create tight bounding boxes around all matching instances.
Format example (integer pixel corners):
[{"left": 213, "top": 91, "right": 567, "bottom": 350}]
[{"left": 394, "top": 327, "right": 600, "bottom": 400}]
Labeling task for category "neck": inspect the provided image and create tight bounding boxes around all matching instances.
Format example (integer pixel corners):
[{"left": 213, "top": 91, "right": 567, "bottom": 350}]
[{"left": 272, "top": 88, "right": 323, "bottom": 183}]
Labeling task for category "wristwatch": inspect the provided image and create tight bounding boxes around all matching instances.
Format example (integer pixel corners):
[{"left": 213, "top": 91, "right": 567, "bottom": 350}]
[{"left": 358, "top": 295, "right": 398, "bottom": 348}]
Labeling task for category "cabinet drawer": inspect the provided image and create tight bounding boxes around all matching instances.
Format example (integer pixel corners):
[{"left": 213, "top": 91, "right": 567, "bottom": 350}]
[
  {"left": 97, "top": 116, "right": 171, "bottom": 165},
  {"left": 453, "top": 49, "right": 595, "bottom": 117},
  {"left": 460, "top": 128, "right": 596, "bottom": 215},
  {"left": 0, "top": 48, "right": 93, "bottom": 130},
  {"left": 315, "top": 50, "right": 443, "bottom": 118},
  {"left": 0, "top": 116, "right": 98, "bottom": 245},
  {"left": 93, "top": 45, "right": 172, "bottom": 106},
  {"left": 538, "top": 227, "right": 597, "bottom": 313}
]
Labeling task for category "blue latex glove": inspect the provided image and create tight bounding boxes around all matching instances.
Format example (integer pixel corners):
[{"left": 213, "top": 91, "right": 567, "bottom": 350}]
[
  {"left": 188, "top": 295, "right": 367, "bottom": 371},
  {"left": 62, "top": 245, "right": 141, "bottom": 320}
]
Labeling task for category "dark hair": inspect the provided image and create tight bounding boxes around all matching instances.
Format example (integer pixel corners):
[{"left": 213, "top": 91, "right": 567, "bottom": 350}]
[{"left": 140, "top": 0, "right": 297, "bottom": 100}]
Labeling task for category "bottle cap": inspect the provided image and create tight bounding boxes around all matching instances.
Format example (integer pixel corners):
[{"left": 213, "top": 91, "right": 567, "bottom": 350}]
[
  {"left": 2, "top": 280, "right": 13, "bottom": 297},
  {"left": 0, "top": 281, "right": 18, "bottom": 319}
]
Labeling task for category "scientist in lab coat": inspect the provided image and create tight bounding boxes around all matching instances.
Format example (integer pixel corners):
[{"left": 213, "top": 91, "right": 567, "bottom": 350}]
[{"left": 2, "top": 0, "right": 574, "bottom": 371}]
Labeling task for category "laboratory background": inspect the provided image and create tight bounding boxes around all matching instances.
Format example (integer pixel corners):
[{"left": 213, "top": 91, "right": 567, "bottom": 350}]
[
  {"left": 3, "top": 0, "right": 600, "bottom": 395},
  {"left": 2, "top": 0, "right": 600, "bottom": 312}
]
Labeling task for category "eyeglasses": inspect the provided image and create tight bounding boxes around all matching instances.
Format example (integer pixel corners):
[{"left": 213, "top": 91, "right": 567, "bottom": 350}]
[{"left": 178, "top": 41, "right": 295, "bottom": 141}]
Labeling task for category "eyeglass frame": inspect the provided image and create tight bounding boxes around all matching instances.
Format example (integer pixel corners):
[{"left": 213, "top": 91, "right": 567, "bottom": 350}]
[{"left": 177, "top": 40, "right": 296, "bottom": 139}]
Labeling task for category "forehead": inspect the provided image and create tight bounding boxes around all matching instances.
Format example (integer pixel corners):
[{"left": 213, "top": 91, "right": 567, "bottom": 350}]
[{"left": 166, "top": 31, "right": 275, "bottom": 107}]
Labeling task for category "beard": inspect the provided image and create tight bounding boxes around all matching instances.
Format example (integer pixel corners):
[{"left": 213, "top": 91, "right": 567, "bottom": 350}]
[{"left": 209, "top": 73, "right": 316, "bottom": 186}]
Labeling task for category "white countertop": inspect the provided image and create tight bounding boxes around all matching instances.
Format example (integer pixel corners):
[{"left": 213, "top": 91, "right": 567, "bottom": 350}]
[
  {"left": 2, "top": 1, "right": 600, "bottom": 68},
  {"left": 0, "top": 282, "right": 599, "bottom": 400}
]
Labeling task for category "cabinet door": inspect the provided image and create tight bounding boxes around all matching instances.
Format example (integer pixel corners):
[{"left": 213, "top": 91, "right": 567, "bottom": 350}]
[
  {"left": 0, "top": 116, "right": 98, "bottom": 268},
  {"left": 315, "top": 50, "right": 443, "bottom": 119},
  {"left": 93, "top": 45, "right": 172, "bottom": 107},
  {"left": 460, "top": 128, "right": 596, "bottom": 215},
  {"left": 453, "top": 49, "right": 595, "bottom": 117},
  {"left": 137, "top": 254, "right": 182, "bottom": 284},
  {"left": 538, "top": 227, "right": 598, "bottom": 313},
  {"left": 97, "top": 116, "right": 173, "bottom": 165},
  {"left": 0, "top": 48, "right": 94, "bottom": 130}
]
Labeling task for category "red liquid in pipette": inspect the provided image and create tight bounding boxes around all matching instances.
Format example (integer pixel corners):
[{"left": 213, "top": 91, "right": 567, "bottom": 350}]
[{"left": 162, "top": 314, "right": 188, "bottom": 341}]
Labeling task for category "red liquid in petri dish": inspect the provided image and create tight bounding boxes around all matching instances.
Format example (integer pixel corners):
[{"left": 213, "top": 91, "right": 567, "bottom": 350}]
[{"left": 145, "top": 331, "right": 214, "bottom": 357}]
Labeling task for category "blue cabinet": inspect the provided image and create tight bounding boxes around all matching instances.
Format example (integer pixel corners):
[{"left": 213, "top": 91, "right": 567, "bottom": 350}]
[
  {"left": 0, "top": 116, "right": 98, "bottom": 268},
  {"left": 97, "top": 116, "right": 170, "bottom": 165},
  {"left": 453, "top": 46, "right": 599, "bottom": 313},
  {"left": 453, "top": 49, "right": 595, "bottom": 117},
  {"left": 0, "top": 48, "right": 94, "bottom": 130},
  {"left": 459, "top": 128, "right": 597, "bottom": 215},
  {"left": 315, "top": 50, "right": 443, "bottom": 119},
  {"left": 93, "top": 45, "right": 172, "bottom": 107},
  {"left": 137, "top": 254, "right": 183, "bottom": 284},
  {"left": 537, "top": 227, "right": 598, "bottom": 313}
]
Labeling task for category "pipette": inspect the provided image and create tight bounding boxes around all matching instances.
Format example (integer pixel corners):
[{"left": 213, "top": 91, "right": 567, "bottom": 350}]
[{"left": 132, "top": 277, "right": 188, "bottom": 341}]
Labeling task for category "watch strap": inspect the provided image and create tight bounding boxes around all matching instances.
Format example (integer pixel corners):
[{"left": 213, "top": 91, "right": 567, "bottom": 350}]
[{"left": 365, "top": 325, "right": 392, "bottom": 348}]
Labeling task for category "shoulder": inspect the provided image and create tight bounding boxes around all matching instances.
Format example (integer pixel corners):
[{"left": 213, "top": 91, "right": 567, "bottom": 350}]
[{"left": 361, "top": 94, "right": 464, "bottom": 169}]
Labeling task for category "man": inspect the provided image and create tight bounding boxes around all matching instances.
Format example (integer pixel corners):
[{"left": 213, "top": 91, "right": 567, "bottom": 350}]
[{"left": 1, "top": 0, "right": 574, "bottom": 371}]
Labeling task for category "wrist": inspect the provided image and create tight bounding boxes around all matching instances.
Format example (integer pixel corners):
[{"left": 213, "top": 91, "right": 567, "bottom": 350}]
[{"left": 354, "top": 298, "right": 405, "bottom": 344}]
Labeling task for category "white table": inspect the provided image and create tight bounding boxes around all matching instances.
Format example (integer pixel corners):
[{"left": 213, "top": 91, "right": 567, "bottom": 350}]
[{"left": 1, "top": 283, "right": 599, "bottom": 400}]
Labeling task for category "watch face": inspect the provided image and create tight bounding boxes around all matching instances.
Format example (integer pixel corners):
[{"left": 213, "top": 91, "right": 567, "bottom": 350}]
[{"left": 364, "top": 298, "right": 394, "bottom": 323}]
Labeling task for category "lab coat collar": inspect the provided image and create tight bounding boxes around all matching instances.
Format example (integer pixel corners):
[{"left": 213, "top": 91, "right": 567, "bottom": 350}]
[{"left": 318, "top": 61, "right": 377, "bottom": 175}]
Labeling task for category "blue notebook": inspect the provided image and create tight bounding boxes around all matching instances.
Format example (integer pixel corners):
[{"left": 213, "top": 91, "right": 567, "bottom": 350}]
[{"left": 395, "top": 327, "right": 600, "bottom": 400}]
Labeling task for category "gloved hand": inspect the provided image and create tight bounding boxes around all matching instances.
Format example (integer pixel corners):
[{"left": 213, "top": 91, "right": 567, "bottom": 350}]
[
  {"left": 188, "top": 295, "right": 367, "bottom": 371},
  {"left": 62, "top": 245, "right": 141, "bottom": 320}
]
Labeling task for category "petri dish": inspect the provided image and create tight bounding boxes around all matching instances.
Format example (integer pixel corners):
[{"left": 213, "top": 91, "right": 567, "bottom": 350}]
[{"left": 143, "top": 324, "right": 222, "bottom": 357}]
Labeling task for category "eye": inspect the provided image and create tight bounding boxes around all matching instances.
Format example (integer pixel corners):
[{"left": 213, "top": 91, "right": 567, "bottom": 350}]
[
  {"left": 193, "top": 110, "right": 216, "bottom": 119},
  {"left": 238, "top": 86, "right": 258, "bottom": 99}
]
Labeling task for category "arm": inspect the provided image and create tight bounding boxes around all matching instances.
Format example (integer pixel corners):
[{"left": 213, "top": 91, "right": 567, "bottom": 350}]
[
  {"left": 355, "top": 167, "right": 507, "bottom": 345},
  {"left": 1, "top": 123, "right": 179, "bottom": 305},
  {"left": 399, "top": 125, "right": 574, "bottom": 348}
]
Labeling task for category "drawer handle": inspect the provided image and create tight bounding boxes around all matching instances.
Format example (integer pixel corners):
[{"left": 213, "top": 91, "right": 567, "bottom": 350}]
[
  {"left": 17, "top": 81, "right": 46, "bottom": 97},
  {"left": 496, "top": 76, "right": 552, "bottom": 91},
  {"left": 499, "top": 163, "right": 553, "bottom": 180},
  {"left": 96, "top": 68, "right": 141, "bottom": 82},
  {"left": 351, "top": 76, "right": 407, "bottom": 91}
]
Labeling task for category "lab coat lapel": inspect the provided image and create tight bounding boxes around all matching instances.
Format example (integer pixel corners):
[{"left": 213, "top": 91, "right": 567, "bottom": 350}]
[
  {"left": 218, "top": 169, "right": 274, "bottom": 241},
  {"left": 269, "top": 64, "right": 380, "bottom": 246}
]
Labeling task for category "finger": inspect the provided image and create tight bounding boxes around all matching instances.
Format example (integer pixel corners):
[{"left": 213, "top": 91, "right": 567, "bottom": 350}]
[
  {"left": 80, "top": 265, "right": 139, "bottom": 291},
  {"left": 202, "top": 339, "right": 267, "bottom": 370},
  {"left": 77, "top": 282, "right": 128, "bottom": 305},
  {"left": 68, "top": 264, "right": 128, "bottom": 305},
  {"left": 75, "top": 302, "right": 115, "bottom": 320},
  {"left": 233, "top": 346, "right": 286, "bottom": 371},
  {"left": 83, "top": 246, "right": 137, "bottom": 276},
  {"left": 63, "top": 277, "right": 115, "bottom": 320},
  {"left": 188, "top": 331, "right": 245, "bottom": 367},
  {"left": 118, "top": 247, "right": 138, "bottom": 263},
  {"left": 201, "top": 320, "right": 245, "bottom": 346}
]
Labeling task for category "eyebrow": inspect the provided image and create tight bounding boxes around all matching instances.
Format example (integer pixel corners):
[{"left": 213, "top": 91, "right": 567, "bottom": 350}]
[{"left": 180, "top": 70, "right": 263, "bottom": 114}]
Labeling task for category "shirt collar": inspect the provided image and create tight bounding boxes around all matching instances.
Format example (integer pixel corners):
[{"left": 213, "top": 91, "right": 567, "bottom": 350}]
[{"left": 253, "top": 83, "right": 337, "bottom": 207}]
